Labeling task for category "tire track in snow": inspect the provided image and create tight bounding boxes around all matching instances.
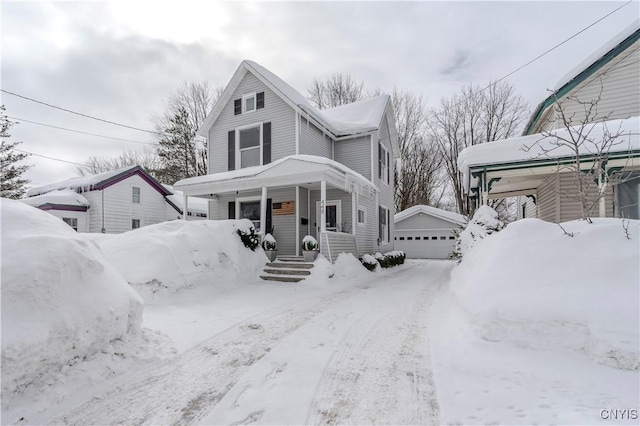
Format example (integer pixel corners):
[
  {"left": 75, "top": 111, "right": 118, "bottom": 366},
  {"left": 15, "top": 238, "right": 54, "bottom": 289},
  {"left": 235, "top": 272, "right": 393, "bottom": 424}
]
[
  {"left": 51, "top": 289, "right": 354, "bottom": 426},
  {"left": 306, "top": 264, "right": 448, "bottom": 425}
]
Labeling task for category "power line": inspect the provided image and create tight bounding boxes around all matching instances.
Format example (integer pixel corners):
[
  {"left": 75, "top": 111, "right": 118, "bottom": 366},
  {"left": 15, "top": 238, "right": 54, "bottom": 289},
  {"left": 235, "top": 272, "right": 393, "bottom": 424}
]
[
  {"left": 14, "top": 149, "right": 86, "bottom": 167},
  {"left": 0, "top": 88, "right": 165, "bottom": 136},
  {"left": 487, "top": 0, "right": 634, "bottom": 89},
  {"left": 8, "top": 115, "right": 157, "bottom": 146}
]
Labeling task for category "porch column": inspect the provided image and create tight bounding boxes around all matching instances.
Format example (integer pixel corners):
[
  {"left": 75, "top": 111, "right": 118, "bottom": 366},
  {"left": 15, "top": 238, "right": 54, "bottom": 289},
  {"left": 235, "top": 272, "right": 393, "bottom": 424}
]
[
  {"left": 260, "top": 186, "right": 267, "bottom": 234},
  {"left": 598, "top": 172, "right": 607, "bottom": 217},
  {"left": 320, "top": 180, "right": 327, "bottom": 233},
  {"left": 295, "top": 185, "right": 300, "bottom": 256},
  {"left": 183, "top": 194, "right": 189, "bottom": 220}
]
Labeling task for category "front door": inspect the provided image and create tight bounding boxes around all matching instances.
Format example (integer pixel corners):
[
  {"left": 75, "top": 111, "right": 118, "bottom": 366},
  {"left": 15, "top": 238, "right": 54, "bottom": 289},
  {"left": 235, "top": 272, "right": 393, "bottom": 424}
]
[{"left": 316, "top": 200, "right": 341, "bottom": 233}]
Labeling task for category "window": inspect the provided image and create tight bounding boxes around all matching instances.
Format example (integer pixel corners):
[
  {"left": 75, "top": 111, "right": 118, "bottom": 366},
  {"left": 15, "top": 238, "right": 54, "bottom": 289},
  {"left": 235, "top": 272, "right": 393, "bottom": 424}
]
[
  {"left": 132, "top": 219, "right": 140, "bottom": 229},
  {"left": 379, "top": 143, "right": 390, "bottom": 185},
  {"left": 449, "top": 236, "right": 455, "bottom": 240},
  {"left": 407, "top": 237, "right": 413, "bottom": 241},
  {"left": 239, "top": 125, "right": 261, "bottom": 168},
  {"left": 378, "top": 206, "right": 389, "bottom": 243},
  {"left": 357, "top": 208, "right": 366, "bottom": 225},
  {"left": 132, "top": 187, "right": 140, "bottom": 203},
  {"left": 431, "top": 236, "right": 437, "bottom": 240},
  {"left": 243, "top": 93, "right": 256, "bottom": 113},
  {"left": 399, "top": 237, "right": 405, "bottom": 241},
  {"left": 440, "top": 236, "right": 446, "bottom": 240},
  {"left": 62, "top": 217, "right": 78, "bottom": 231}
]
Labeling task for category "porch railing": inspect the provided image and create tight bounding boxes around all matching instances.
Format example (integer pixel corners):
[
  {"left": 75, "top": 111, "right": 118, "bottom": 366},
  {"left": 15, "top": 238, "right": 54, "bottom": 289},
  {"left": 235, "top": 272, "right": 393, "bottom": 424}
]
[{"left": 320, "top": 231, "right": 357, "bottom": 263}]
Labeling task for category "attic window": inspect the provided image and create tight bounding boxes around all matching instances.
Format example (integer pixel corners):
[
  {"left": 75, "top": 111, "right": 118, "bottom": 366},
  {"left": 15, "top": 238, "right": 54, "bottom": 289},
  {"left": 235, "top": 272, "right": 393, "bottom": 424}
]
[
  {"left": 243, "top": 93, "right": 256, "bottom": 113},
  {"left": 234, "top": 92, "right": 265, "bottom": 115}
]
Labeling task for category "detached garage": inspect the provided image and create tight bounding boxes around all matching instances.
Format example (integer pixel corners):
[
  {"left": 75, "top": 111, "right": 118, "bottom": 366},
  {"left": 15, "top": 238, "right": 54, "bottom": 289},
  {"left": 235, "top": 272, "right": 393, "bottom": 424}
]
[{"left": 394, "top": 205, "right": 467, "bottom": 259}]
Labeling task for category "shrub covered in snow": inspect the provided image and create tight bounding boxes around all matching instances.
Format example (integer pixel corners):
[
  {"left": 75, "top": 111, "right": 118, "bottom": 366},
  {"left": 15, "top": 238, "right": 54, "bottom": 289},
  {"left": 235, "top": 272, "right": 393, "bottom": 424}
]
[
  {"left": 0, "top": 199, "right": 144, "bottom": 400},
  {"left": 360, "top": 254, "right": 378, "bottom": 271},
  {"left": 92, "top": 218, "right": 266, "bottom": 301},
  {"left": 237, "top": 223, "right": 260, "bottom": 251},
  {"left": 365, "top": 251, "right": 406, "bottom": 270},
  {"left": 261, "top": 233, "right": 277, "bottom": 251},
  {"left": 449, "top": 218, "right": 639, "bottom": 370},
  {"left": 301, "top": 235, "right": 319, "bottom": 251},
  {"left": 452, "top": 205, "right": 504, "bottom": 260}
]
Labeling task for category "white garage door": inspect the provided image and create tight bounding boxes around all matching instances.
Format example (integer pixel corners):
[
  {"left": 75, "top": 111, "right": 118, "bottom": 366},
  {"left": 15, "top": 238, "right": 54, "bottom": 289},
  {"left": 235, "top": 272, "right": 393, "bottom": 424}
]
[{"left": 394, "top": 230, "right": 456, "bottom": 259}]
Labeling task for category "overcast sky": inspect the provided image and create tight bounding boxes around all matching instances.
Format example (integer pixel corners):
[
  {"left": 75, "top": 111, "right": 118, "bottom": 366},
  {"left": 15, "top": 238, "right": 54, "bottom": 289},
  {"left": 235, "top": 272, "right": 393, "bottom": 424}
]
[{"left": 2, "top": 0, "right": 638, "bottom": 187}]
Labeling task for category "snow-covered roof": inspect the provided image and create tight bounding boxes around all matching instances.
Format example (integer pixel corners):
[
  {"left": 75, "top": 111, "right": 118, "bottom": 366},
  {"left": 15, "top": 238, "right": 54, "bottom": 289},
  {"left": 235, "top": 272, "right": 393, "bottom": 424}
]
[
  {"left": 27, "top": 166, "right": 171, "bottom": 198},
  {"left": 174, "top": 154, "right": 378, "bottom": 197},
  {"left": 459, "top": 116, "right": 640, "bottom": 190},
  {"left": 198, "top": 61, "right": 395, "bottom": 152},
  {"left": 20, "top": 189, "right": 90, "bottom": 210},
  {"left": 394, "top": 205, "right": 467, "bottom": 226},
  {"left": 163, "top": 185, "right": 209, "bottom": 214}
]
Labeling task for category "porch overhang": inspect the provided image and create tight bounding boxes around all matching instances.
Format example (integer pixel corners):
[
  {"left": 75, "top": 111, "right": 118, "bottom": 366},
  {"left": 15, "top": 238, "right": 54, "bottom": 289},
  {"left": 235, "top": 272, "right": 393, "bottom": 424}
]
[{"left": 174, "top": 155, "right": 378, "bottom": 199}]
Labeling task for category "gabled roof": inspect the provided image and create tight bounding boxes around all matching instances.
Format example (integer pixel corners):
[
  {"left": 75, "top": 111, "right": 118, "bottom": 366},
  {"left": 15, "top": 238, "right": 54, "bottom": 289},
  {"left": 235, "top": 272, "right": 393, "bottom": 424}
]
[
  {"left": 524, "top": 19, "right": 640, "bottom": 135},
  {"left": 198, "top": 60, "right": 398, "bottom": 157},
  {"left": 21, "top": 189, "right": 90, "bottom": 212},
  {"left": 394, "top": 205, "right": 467, "bottom": 226},
  {"left": 26, "top": 165, "right": 172, "bottom": 198}
]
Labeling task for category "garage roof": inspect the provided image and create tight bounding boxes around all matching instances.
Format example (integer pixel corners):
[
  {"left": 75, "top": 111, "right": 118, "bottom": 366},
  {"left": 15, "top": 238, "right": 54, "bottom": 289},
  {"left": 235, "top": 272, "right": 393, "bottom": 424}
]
[{"left": 394, "top": 205, "right": 467, "bottom": 226}]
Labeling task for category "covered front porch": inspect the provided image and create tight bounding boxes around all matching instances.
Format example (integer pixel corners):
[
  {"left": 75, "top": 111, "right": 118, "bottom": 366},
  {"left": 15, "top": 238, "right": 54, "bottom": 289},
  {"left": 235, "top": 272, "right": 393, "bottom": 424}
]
[{"left": 174, "top": 155, "right": 378, "bottom": 260}]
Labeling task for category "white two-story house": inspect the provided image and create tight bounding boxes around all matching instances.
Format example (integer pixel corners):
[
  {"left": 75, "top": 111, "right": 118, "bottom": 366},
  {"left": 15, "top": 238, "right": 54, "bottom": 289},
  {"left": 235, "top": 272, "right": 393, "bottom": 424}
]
[{"left": 174, "top": 60, "right": 398, "bottom": 260}]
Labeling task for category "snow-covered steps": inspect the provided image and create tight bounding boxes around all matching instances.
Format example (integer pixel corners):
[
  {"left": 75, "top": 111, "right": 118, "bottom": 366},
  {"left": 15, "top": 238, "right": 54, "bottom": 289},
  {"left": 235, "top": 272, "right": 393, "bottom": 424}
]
[{"left": 260, "top": 257, "right": 314, "bottom": 283}]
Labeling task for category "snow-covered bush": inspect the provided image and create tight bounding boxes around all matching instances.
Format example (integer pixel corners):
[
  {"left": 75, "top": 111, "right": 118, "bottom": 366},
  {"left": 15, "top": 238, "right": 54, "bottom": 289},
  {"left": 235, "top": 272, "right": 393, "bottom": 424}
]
[
  {"left": 237, "top": 223, "right": 260, "bottom": 251},
  {"left": 452, "top": 205, "right": 504, "bottom": 260},
  {"left": 370, "top": 251, "right": 406, "bottom": 269},
  {"left": 1, "top": 199, "right": 143, "bottom": 400},
  {"left": 302, "top": 235, "right": 319, "bottom": 251},
  {"left": 261, "top": 233, "right": 277, "bottom": 251},
  {"left": 361, "top": 253, "right": 378, "bottom": 271}
]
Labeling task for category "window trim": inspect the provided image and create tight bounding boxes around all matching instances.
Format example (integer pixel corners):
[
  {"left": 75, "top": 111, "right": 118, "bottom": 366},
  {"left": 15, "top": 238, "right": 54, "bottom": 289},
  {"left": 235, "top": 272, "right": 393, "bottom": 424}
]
[
  {"left": 236, "top": 196, "right": 262, "bottom": 231},
  {"left": 235, "top": 122, "right": 263, "bottom": 169},
  {"left": 132, "top": 186, "right": 141, "bottom": 203},
  {"left": 62, "top": 217, "right": 78, "bottom": 231},
  {"left": 380, "top": 143, "right": 390, "bottom": 185},
  {"left": 380, "top": 204, "right": 389, "bottom": 243},
  {"left": 242, "top": 92, "right": 257, "bottom": 114},
  {"left": 357, "top": 207, "right": 366, "bottom": 226},
  {"left": 132, "top": 218, "right": 141, "bottom": 229},
  {"left": 315, "top": 200, "right": 342, "bottom": 232}
]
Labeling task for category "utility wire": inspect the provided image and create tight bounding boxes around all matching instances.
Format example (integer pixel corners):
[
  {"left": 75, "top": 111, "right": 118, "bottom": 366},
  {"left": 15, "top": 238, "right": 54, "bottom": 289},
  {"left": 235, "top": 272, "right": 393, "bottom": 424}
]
[
  {"left": 0, "top": 88, "right": 166, "bottom": 136},
  {"left": 8, "top": 116, "right": 157, "bottom": 146},
  {"left": 15, "top": 149, "right": 87, "bottom": 167}
]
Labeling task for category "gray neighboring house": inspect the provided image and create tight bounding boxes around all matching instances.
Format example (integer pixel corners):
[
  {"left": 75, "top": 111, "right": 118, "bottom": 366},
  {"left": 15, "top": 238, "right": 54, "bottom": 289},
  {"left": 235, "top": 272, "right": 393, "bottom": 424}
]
[
  {"left": 394, "top": 205, "right": 466, "bottom": 259},
  {"left": 174, "top": 60, "right": 399, "bottom": 260}
]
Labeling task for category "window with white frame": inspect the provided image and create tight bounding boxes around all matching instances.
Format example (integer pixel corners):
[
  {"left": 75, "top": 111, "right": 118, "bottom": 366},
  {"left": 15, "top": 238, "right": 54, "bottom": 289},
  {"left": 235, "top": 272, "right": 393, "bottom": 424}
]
[
  {"left": 132, "top": 186, "right": 141, "bottom": 203},
  {"left": 62, "top": 217, "right": 78, "bottom": 231},
  {"left": 379, "top": 143, "right": 390, "bottom": 185},
  {"left": 378, "top": 206, "right": 389, "bottom": 243},
  {"left": 357, "top": 208, "right": 366, "bottom": 225},
  {"left": 132, "top": 219, "right": 140, "bottom": 229},
  {"left": 243, "top": 93, "right": 256, "bottom": 113},
  {"left": 238, "top": 124, "right": 261, "bottom": 168}
]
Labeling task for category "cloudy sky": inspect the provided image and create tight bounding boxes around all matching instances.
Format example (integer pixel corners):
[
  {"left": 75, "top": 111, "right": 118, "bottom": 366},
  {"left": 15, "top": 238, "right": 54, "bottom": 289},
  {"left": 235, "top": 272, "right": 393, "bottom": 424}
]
[{"left": 2, "top": 0, "right": 638, "bottom": 187}]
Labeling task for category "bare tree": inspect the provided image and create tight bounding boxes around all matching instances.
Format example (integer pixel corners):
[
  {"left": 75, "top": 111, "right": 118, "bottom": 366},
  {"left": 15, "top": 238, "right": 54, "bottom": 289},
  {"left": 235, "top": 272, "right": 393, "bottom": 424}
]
[
  {"left": 307, "top": 72, "right": 366, "bottom": 109},
  {"left": 77, "top": 147, "right": 162, "bottom": 178},
  {"left": 523, "top": 86, "right": 631, "bottom": 223},
  {"left": 392, "top": 87, "right": 445, "bottom": 211},
  {"left": 152, "top": 81, "right": 223, "bottom": 177},
  {"left": 428, "top": 81, "right": 529, "bottom": 217}
]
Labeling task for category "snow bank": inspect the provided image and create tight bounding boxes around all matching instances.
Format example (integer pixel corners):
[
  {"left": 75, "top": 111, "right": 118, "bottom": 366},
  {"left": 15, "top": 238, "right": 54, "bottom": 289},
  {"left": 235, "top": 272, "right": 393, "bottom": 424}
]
[
  {"left": 450, "top": 218, "right": 639, "bottom": 370},
  {"left": 91, "top": 219, "right": 266, "bottom": 301},
  {"left": 1, "top": 199, "right": 144, "bottom": 399},
  {"left": 454, "top": 205, "right": 503, "bottom": 259}
]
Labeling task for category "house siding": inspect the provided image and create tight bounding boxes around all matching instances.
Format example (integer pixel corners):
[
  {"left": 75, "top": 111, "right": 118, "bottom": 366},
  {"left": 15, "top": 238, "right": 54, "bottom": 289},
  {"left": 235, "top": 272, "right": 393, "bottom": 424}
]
[
  {"left": 356, "top": 195, "right": 377, "bottom": 256},
  {"left": 533, "top": 39, "right": 640, "bottom": 133},
  {"left": 208, "top": 72, "right": 296, "bottom": 174},
  {"left": 334, "top": 135, "right": 372, "bottom": 180},
  {"left": 298, "top": 116, "right": 333, "bottom": 159},
  {"left": 376, "top": 114, "right": 395, "bottom": 253}
]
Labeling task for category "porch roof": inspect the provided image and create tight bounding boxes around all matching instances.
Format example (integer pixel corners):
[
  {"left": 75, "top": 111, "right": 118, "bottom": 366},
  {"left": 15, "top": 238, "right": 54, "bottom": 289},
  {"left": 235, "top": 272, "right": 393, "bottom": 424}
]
[{"left": 174, "top": 155, "right": 378, "bottom": 198}]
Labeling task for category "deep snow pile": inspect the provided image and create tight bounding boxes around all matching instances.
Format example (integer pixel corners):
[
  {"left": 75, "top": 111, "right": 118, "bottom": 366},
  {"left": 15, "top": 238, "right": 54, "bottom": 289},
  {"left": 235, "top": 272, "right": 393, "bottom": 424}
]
[
  {"left": 89, "top": 219, "right": 267, "bottom": 302},
  {"left": 1, "top": 199, "right": 144, "bottom": 404},
  {"left": 453, "top": 205, "right": 503, "bottom": 259},
  {"left": 451, "top": 218, "right": 639, "bottom": 369}
]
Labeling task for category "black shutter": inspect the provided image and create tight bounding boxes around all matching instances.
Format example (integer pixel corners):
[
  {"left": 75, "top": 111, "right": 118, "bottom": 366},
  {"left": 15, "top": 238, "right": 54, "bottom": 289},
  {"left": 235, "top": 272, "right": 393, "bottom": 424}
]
[
  {"left": 378, "top": 143, "right": 382, "bottom": 179},
  {"left": 234, "top": 99, "right": 242, "bottom": 115},
  {"left": 387, "top": 209, "right": 390, "bottom": 243},
  {"left": 256, "top": 92, "right": 265, "bottom": 109},
  {"left": 228, "top": 201, "right": 235, "bottom": 219},
  {"left": 266, "top": 198, "right": 273, "bottom": 234},
  {"left": 386, "top": 151, "right": 390, "bottom": 184},
  {"left": 263, "top": 122, "right": 271, "bottom": 165},
  {"left": 228, "top": 130, "right": 235, "bottom": 171}
]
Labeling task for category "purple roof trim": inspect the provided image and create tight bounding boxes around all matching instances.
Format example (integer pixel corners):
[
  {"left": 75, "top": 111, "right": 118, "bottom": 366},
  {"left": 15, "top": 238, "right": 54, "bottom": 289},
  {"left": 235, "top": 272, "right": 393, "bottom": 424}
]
[
  {"left": 91, "top": 166, "right": 172, "bottom": 196},
  {"left": 39, "top": 204, "right": 89, "bottom": 212}
]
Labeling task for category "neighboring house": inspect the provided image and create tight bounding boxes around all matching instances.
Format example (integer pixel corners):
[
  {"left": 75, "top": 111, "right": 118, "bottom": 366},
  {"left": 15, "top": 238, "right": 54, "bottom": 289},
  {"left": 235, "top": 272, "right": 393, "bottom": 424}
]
[
  {"left": 458, "top": 21, "right": 640, "bottom": 222},
  {"left": 25, "top": 166, "right": 181, "bottom": 233},
  {"left": 164, "top": 185, "right": 209, "bottom": 221},
  {"left": 174, "top": 60, "right": 399, "bottom": 260},
  {"left": 394, "top": 205, "right": 466, "bottom": 259}
]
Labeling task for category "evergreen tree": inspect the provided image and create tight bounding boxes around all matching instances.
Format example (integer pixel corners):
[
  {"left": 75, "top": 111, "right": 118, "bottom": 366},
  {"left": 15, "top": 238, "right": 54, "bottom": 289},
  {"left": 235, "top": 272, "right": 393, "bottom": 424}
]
[
  {"left": 1, "top": 106, "right": 31, "bottom": 199},
  {"left": 156, "top": 106, "right": 198, "bottom": 184}
]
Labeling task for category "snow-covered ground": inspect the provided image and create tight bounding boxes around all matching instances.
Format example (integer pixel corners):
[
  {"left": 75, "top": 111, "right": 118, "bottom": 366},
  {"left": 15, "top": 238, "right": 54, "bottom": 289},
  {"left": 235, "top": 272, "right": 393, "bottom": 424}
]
[{"left": 2, "top": 198, "right": 638, "bottom": 425}]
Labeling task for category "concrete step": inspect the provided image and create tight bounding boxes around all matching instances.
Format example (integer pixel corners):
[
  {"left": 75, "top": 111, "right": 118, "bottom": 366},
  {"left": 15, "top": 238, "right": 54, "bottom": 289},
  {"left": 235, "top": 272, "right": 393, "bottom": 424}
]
[
  {"left": 263, "top": 268, "right": 311, "bottom": 276},
  {"left": 276, "top": 257, "right": 306, "bottom": 262},
  {"left": 266, "top": 262, "right": 314, "bottom": 269},
  {"left": 260, "top": 275, "right": 305, "bottom": 283}
]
